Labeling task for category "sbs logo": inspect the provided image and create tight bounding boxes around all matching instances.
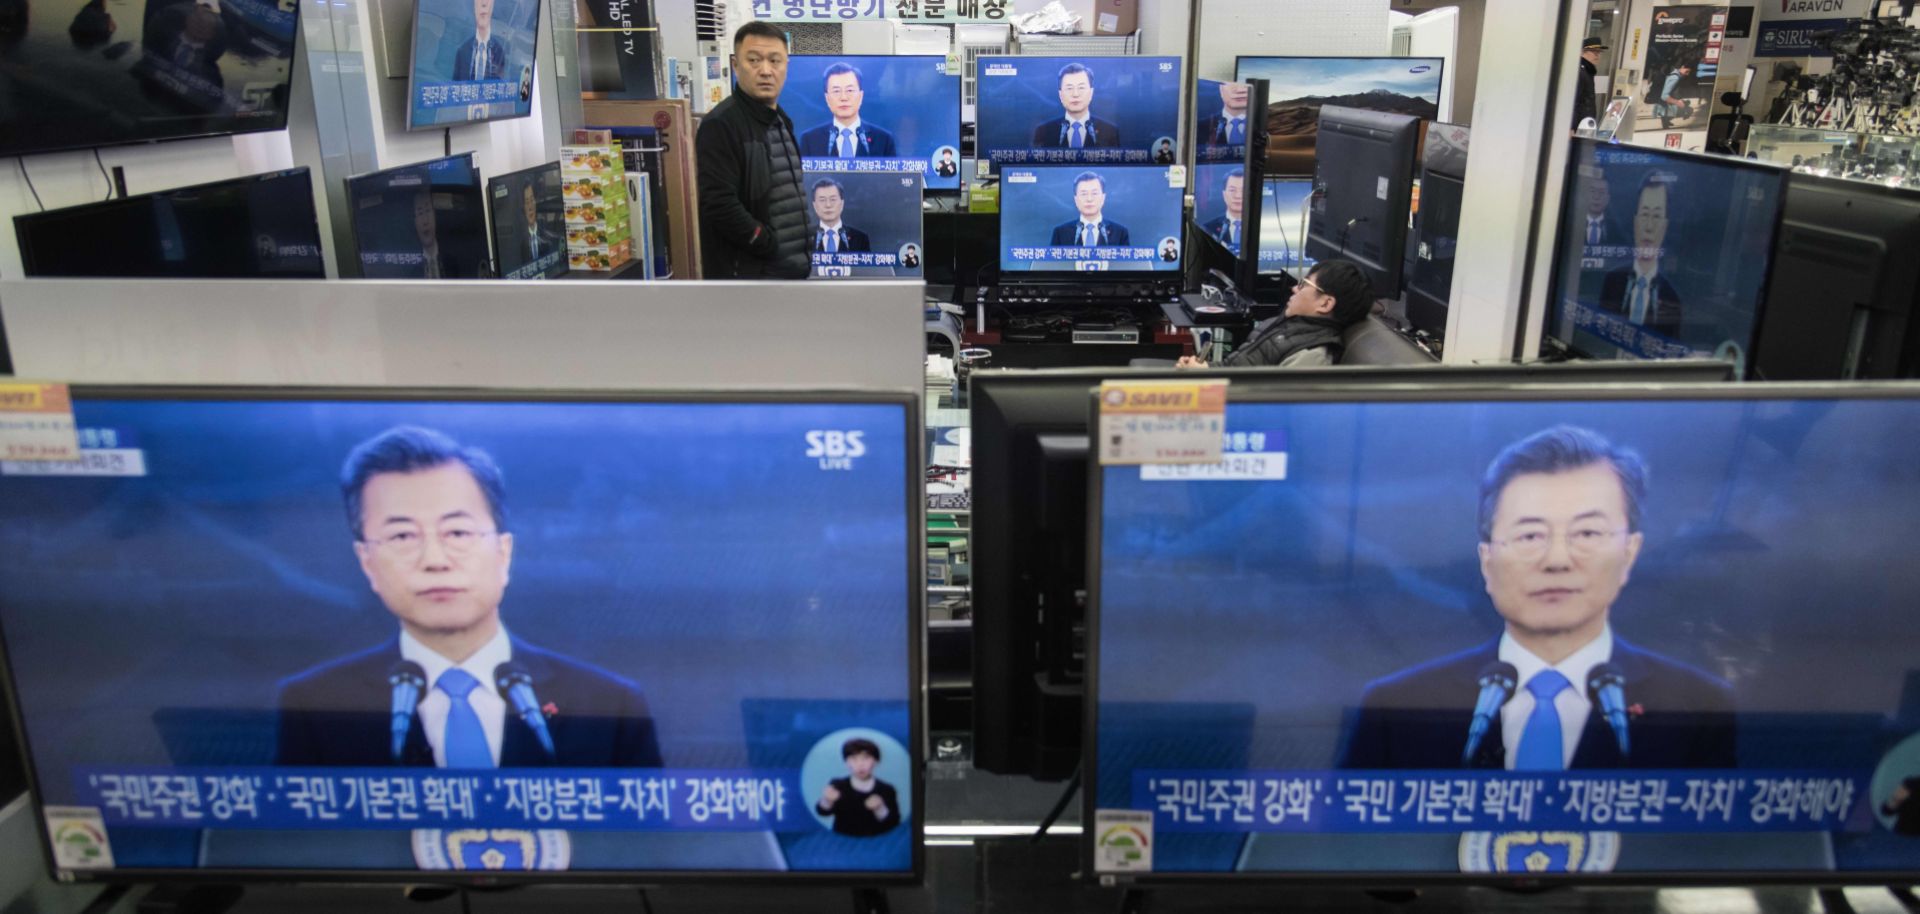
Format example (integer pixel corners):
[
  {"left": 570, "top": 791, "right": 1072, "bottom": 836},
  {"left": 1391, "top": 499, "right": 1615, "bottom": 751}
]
[{"left": 806, "top": 430, "right": 866, "bottom": 470}]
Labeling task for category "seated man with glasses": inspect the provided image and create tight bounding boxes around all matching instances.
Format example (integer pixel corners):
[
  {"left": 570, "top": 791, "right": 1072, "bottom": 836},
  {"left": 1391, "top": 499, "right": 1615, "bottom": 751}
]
[
  {"left": 276, "top": 426, "right": 664, "bottom": 769},
  {"left": 1338, "top": 426, "right": 1736, "bottom": 771}
]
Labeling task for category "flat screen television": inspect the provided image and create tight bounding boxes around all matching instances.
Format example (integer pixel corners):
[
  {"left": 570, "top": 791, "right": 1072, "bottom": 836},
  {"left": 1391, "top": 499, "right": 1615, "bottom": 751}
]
[
  {"left": 486, "top": 162, "right": 568, "bottom": 280},
  {"left": 1234, "top": 56, "right": 1443, "bottom": 177},
  {"left": 346, "top": 153, "right": 491, "bottom": 280},
  {"left": 15, "top": 168, "right": 325, "bottom": 278},
  {"left": 802, "top": 171, "right": 926, "bottom": 279},
  {"left": 0, "top": 387, "right": 920, "bottom": 882},
  {"left": 970, "top": 361, "right": 1736, "bottom": 781},
  {"left": 998, "top": 165, "right": 1184, "bottom": 275},
  {"left": 0, "top": 0, "right": 301, "bottom": 157},
  {"left": 1753, "top": 173, "right": 1920, "bottom": 380},
  {"left": 1259, "top": 178, "right": 1315, "bottom": 277},
  {"left": 406, "top": 0, "right": 541, "bottom": 129},
  {"left": 1406, "top": 122, "right": 1472, "bottom": 339},
  {"left": 974, "top": 56, "right": 1183, "bottom": 169},
  {"left": 1087, "top": 382, "right": 1920, "bottom": 883},
  {"left": 1304, "top": 106, "right": 1421, "bottom": 299},
  {"left": 780, "top": 55, "right": 962, "bottom": 192},
  {"left": 1546, "top": 138, "right": 1790, "bottom": 376}
]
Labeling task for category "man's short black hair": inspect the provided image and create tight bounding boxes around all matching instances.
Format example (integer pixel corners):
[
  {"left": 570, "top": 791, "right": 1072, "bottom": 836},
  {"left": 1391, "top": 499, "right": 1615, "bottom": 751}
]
[
  {"left": 733, "top": 20, "right": 786, "bottom": 50},
  {"left": 1071, "top": 170, "right": 1105, "bottom": 193},
  {"left": 1058, "top": 62, "right": 1092, "bottom": 86},
  {"left": 822, "top": 61, "right": 862, "bottom": 90},
  {"left": 1304, "top": 259, "right": 1375, "bottom": 327},
  {"left": 1226, "top": 167, "right": 1245, "bottom": 182},
  {"left": 341, "top": 427, "right": 509, "bottom": 540},
  {"left": 810, "top": 177, "right": 845, "bottom": 200},
  {"left": 1477, "top": 426, "right": 1648, "bottom": 543},
  {"left": 842, "top": 737, "right": 881, "bottom": 761}
]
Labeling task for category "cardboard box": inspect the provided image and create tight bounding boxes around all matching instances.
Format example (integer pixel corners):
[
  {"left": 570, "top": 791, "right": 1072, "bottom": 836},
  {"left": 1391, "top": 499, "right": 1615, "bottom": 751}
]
[{"left": 1089, "top": 0, "right": 1136, "bottom": 35}]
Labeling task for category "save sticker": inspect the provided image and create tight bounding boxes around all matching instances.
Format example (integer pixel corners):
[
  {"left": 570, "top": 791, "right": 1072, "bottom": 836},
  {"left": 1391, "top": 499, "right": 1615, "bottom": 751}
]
[
  {"left": 0, "top": 383, "right": 80, "bottom": 462},
  {"left": 1096, "top": 380, "right": 1228, "bottom": 466}
]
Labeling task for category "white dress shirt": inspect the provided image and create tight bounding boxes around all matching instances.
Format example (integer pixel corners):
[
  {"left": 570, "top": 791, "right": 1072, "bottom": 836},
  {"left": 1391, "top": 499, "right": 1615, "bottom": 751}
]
[
  {"left": 1076, "top": 218, "right": 1105, "bottom": 247},
  {"left": 1498, "top": 625, "right": 1613, "bottom": 770},
  {"left": 403, "top": 626, "right": 512, "bottom": 767},
  {"left": 832, "top": 118, "right": 864, "bottom": 156}
]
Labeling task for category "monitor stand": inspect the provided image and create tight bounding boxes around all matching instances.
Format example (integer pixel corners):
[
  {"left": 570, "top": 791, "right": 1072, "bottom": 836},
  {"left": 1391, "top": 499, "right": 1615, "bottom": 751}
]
[{"left": 134, "top": 884, "right": 243, "bottom": 914}]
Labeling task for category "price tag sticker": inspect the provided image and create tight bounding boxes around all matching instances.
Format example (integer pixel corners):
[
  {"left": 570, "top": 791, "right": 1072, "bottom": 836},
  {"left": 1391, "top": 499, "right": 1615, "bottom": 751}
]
[
  {"left": 1096, "top": 380, "right": 1228, "bottom": 466},
  {"left": 0, "top": 384, "right": 80, "bottom": 462}
]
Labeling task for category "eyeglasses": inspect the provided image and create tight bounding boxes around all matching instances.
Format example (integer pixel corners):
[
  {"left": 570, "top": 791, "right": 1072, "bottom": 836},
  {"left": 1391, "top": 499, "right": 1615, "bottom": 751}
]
[
  {"left": 366, "top": 525, "right": 499, "bottom": 561},
  {"left": 1489, "top": 526, "right": 1629, "bottom": 561},
  {"left": 1300, "top": 277, "right": 1326, "bottom": 295},
  {"left": 826, "top": 87, "right": 861, "bottom": 98}
]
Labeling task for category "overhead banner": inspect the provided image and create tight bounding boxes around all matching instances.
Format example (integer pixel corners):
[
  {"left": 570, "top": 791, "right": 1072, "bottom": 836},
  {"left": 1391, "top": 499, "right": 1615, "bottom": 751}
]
[
  {"left": 1639, "top": 6, "right": 1728, "bottom": 131},
  {"left": 1764, "top": 0, "right": 1871, "bottom": 20},
  {"left": 1755, "top": 17, "right": 1852, "bottom": 55},
  {"left": 748, "top": 0, "right": 1011, "bottom": 21}
]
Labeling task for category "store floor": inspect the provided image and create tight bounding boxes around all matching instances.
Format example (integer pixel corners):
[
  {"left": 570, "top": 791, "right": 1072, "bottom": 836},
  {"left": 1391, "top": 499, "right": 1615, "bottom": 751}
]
[{"left": 12, "top": 766, "right": 1915, "bottom": 913}]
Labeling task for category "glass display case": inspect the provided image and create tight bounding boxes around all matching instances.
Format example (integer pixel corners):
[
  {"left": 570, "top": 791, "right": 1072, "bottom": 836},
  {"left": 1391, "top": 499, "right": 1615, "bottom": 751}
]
[{"left": 1748, "top": 124, "right": 1920, "bottom": 186}]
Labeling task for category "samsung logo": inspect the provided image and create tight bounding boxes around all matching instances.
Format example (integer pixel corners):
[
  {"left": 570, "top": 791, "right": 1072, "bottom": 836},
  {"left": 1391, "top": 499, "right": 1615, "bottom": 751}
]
[{"left": 1409, "top": 65, "right": 1433, "bottom": 74}]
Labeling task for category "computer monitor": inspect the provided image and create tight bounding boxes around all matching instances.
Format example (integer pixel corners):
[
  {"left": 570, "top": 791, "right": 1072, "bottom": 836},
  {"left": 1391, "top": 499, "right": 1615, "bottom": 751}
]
[
  {"left": 1304, "top": 106, "right": 1421, "bottom": 298},
  {"left": 969, "top": 360, "right": 1734, "bottom": 781},
  {"left": 346, "top": 154, "right": 491, "bottom": 280},
  {"left": 1234, "top": 56, "right": 1444, "bottom": 177},
  {"left": 487, "top": 162, "right": 569, "bottom": 280},
  {"left": 780, "top": 55, "right": 962, "bottom": 192},
  {"left": 0, "top": 387, "right": 920, "bottom": 881},
  {"left": 1546, "top": 138, "right": 1790, "bottom": 375},
  {"left": 406, "top": 0, "right": 540, "bottom": 129},
  {"left": 1753, "top": 173, "right": 1920, "bottom": 380},
  {"left": 1259, "top": 179, "right": 1316, "bottom": 277},
  {"left": 998, "top": 166, "right": 1185, "bottom": 275},
  {"left": 1087, "top": 382, "right": 1920, "bottom": 882},
  {"left": 1406, "top": 122, "right": 1472, "bottom": 339},
  {"left": 14, "top": 169, "right": 325, "bottom": 279},
  {"left": 975, "top": 56, "right": 1183, "bottom": 169},
  {"left": 804, "top": 172, "right": 926, "bottom": 279}
]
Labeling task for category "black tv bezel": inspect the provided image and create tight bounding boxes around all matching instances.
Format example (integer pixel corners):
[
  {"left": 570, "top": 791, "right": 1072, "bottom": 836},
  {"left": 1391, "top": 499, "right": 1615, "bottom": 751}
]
[
  {"left": 343, "top": 152, "right": 490, "bottom": 280},
  {"left": 484, "top": 160, "right": 569, "bottom": 280},
  {"left": 781, "top": 53, "right": 965, "bottom": 197},
  {"left": 1256, "top": 176, "right": 1316, "bottom": 279},
  {"left": 1543, "top": 137, "right": 1793, "bottom": 374},
  {"left": 994, "top": 163, "right": 1188, "bottom": 283},
  {"left": 0, "top": 384, "right": 926, "bottom": 888},
  {"left": 1082, "top": 379, "right": 1920, "bottom": 887},
  {"left": 13, "top": 168, "right": 325, "bottom": 280},
  {"left": 1231, "top": 55, "right": 1448, "bottom": 180},
  {"left": 403, "top": 0, "right": 543, "bottom": 132}
]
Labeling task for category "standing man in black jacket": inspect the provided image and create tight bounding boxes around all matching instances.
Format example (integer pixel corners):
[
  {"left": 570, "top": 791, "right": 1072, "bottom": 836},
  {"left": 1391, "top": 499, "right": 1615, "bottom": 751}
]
[
  {"left": 697, "top": 21, "right": 811, "bottom": 279},
  {"left": 1574, "top": 38, "right": 1605, "bottom": 130}
]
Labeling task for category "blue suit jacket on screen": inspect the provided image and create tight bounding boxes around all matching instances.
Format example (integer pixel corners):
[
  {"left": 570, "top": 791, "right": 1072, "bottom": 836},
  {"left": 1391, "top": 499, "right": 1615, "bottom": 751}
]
[
  {"left": 797, "top": 123, "right": 898, "bottom": 158},
  {"left": 452, "top": 36, "right": 508, "bottom": 81},
  {"left": 275, "top": 635, "right": 663, "bottom": 768},
  {"left": 1050, "top": 220, "right": 1130, "bottom": 247},
  {"left": 1338, "top": 635, "right": 1736, "bottom": 770}
]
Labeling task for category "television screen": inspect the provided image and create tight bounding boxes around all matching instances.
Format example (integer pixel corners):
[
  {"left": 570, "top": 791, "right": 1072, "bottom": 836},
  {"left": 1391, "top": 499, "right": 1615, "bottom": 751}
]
[
  {"left": 406, "top": 0, "right": 541, "bottom": 129},
  {"left": 780, "top": 55, "right": 962, "bottom": 192},
  {"left": 1192, "top": 163, "right": 1250, "bottom": 257},
  {"left": 975, "top": 56, "right": 1182, "bottom": 168},
  {"left": 999, "top": 165, "right": 1184, "bottom": 273},
  {"left": 1259, "top": 179, "right": 1315, "bottom": 276},
  {"left": 487, "top": 162, "right": 568, "bottom": 280},
  {"left": 1233, "top": 57, "right": 1443, "bottom": 176},
  {"left": 1407, "top": 123, "right": 1471, "bottom": 335},
  {"left": 803, "top": 171, "right": 925, "bottom": 279},
  {"left": 0, "top": 0, "right": 300, "bottom": 157},
  {"left": 1195, "top": 79, "right": 1255, "bottom": 165},
  {"left": 1088, "top": 385, "right": 1920, "bottom": 881},
  {"left": 0, "top": 389, "right": 919, "bottom": 879},
  {"left": 346, "top": 154, "right": 491, "bottom": 280},
  {"left": 1548, "top": 138, "right": 1789, "bottom": 371},
  {"left": 15, "top": 168, "right": 324, "bottom": 278}
]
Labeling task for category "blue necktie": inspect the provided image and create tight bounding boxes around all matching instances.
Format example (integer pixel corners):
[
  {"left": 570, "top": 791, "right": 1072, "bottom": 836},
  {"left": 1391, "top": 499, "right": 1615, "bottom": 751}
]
[
  {"left": 828, "top": 229, "right": 838, "bottom": 253},
  {"left": 1081, "top": 223, "right": 1094, "bottom": 247},
  {"left": 839, "top": 128, "right": 855, "bottom": 158},
  {"left": 1228, "top": 117, "right": 1245, "bottom": 145},
  {"left": 1070, "top": 122, "right": 1085, "bottom": 149},
  {"left": 1514, "top": 670, "right": 1571, "bottom": 770},
  {"left": 1228, "top": 220, "right": 1239, "bottom": 247},
  {"left": 436, "top": 669, "right": 493, "bottom": 769}
]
